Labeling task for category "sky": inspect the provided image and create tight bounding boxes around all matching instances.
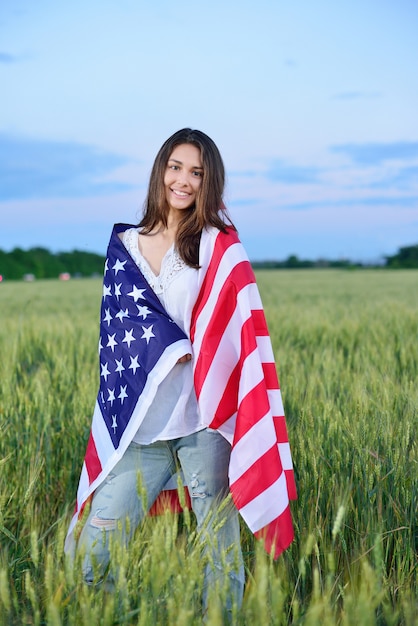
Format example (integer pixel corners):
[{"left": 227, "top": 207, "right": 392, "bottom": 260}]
[{"left": 1, "top": 0, "right": 417, "bottom": 262}]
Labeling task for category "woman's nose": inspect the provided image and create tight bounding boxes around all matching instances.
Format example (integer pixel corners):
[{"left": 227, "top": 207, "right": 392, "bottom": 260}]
[{"left": 177, "top": 171, "right": 189, "bottom": 185}]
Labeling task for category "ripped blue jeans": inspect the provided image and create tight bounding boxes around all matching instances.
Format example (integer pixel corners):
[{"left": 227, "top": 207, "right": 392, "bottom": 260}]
[{"left": 77, "top": 428, "right": 244, "bottom": 610}]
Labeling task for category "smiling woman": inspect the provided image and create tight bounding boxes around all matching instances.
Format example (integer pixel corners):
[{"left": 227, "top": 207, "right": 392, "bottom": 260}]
[
  {"left": 65, "top": 128, "right": 297, "bottom": 621},
  {"left": 134, "top": 144, "right": 204, "bottom": 275},
  {"left": 164, "top": 144, "right": 203, "bottom": 214},
  {"left": 137, "top": 128, "right": 232, "bottom": 268}
]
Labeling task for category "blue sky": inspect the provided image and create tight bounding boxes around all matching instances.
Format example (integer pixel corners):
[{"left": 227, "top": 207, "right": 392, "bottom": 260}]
[{"left": 1, "top": 0, "right": 417, "bottom": 261}]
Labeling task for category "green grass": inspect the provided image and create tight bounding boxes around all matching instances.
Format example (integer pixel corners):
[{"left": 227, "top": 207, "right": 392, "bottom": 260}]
[{"left": 0, "top": 270, "right": 417, "bottom": 625}]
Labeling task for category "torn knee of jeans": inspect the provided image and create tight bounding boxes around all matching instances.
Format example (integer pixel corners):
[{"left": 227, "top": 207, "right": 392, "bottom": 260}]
[
  {"left": 90, "top": 510, "right": 118, "bottom": 531},
  {"left": 190, "top": 473, "right": 209, "bottom": 499},
  {"left": 83, "top": 566, "right": 102, "bottom": 585}
]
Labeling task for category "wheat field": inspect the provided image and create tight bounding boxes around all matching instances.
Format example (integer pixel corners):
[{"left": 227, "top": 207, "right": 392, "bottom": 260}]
[{"left": 0, "top": 270, "right": 416, "bottom": 625}]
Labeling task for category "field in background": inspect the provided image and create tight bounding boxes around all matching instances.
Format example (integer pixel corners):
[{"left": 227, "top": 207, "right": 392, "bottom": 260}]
[{"left": 0, "top": 270, "right": 416, "bottom": 625}]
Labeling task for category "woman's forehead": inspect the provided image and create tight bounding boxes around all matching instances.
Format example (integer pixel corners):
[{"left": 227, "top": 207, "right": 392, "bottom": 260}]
[{"left": 168, "top": 143, "right": 202, "bottom": 166}]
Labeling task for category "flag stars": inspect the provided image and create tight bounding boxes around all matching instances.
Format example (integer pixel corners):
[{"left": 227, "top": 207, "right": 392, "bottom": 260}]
[
  {"left": 122, "top": 329, "right": 136, "bottom": 348},
  {"left": 97, "top": 247, "right": 188, "bottom": 448},
  {"left": 103, "top": 308, "right": 113, "bottom": 326},
  {"left": 115, "top": 308, "right": 129, "bottom": 322},
  {"left": 141, "top": 324, "right": 155, "bottom": 344},
  {"left": 107, "top": 333, "right": 118, "bottom": 352},
  {"left": 103, "top": 284, "right": 112, "bottom": 299},
  {"left": 137, "top": 304, "right": 151, "bottom": 320},
  {"left": 107, "top": 388, "right": 116, "bottom": 406},
  {"left": 129, "top": 354, "right": 140, "bottom": 375},
  {"left": 101, "top": 362, "right": 111, "bottom": 381},
  {"left": 128, "top": 285, "right": 146, "bottom": 302},
  {"left": 114, "top": 283, "right": 122, "bottom": 299},
  {"left": 112, "top": 258, "right": 127, "bottom": 275},
  {"left": 115, "top": 357, "right": 125, "bottom": 377},
  {"left": 118, "top": 385, "right": 128, "bottom": 405}
]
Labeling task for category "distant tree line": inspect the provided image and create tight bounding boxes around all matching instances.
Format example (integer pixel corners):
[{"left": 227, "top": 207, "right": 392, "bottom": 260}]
[
  {"left": 0, "top": 243, "right": 417, "bottom": 281},
  {"left": 0, "top": 247, "right": 105, "bottom": 280},
  {"left": 251, "top": 255, "right": 364, "bottom": 269},
  {"left": 385, "top": 244, "right": 418, "bottom": 269},
  {"left": 252, "top": 244, "right": 418, "bottom": 270}
]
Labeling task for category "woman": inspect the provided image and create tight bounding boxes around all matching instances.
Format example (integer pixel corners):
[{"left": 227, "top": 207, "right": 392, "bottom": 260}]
[{"left": 66, "top": 129, "right": 296, "bottom": 614}]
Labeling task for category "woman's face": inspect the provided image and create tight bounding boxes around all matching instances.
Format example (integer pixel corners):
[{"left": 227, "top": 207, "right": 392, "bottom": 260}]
[{"left": 164, "top": 143, "right": 203, "bottom": 215}]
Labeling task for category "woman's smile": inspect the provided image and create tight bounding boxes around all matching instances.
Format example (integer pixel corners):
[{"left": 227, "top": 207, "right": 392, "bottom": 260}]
[{"left": 170, "top": 188, "right": 191, "bottom": 198}]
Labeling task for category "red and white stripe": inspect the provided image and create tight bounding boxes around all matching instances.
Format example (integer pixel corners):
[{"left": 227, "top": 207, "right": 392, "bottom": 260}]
[{"left": 191, "top": 227, "right": 296, "bottom": 558}]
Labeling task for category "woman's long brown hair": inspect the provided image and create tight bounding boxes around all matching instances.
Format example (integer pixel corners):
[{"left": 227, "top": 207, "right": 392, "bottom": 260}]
[{"left": 138, "top": 128, "right": 236, "bottom": 267}]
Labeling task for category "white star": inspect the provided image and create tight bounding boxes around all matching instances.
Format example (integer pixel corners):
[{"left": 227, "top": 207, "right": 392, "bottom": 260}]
[
  {"left": 111, "top": 414, "right": 117, "bottom": 433},
  {"left": 127, "top": 285, "right": 146, "bottom": 302},
  {"left": 103, "top": 284, "right": 112, "bottom": 299},
  {"left": 112, "top": 258, "right": 127, "bottom": 275},
  {"left": 103, "top": 308, "right": 112, "bottom": 326},
  {"left": 106, "top": 333, "right": 118, "bottom": 352},
  {"left": 100, "top": 391, "right": 105, "bottom": 405},
  {"left": 118, "top": 385, "right": 128, "bottom": 404},
  {"left": 115, "top": 283, "right": 122, "bottom": 299},
  {"left": 107, "top": 388, "right": 115, "bottom": 406},
  {"left": 141, "top": 324, "right": 155, "bottom": 344},
  {"left": 115, "top": 357, "right": 125, "bottom": 377},
  {"left": 137, "top": 304, "right": 151, "bottom": 320},
  {"left": 129, "top": 354, "right": 140, "bottom": 375},
  {"left": 115, "top": 308, "right": 129, "bottom": 322},
  {"left": 98, "top": 337, "right": 103, "bottom": 353},
  {"left": 101, "top": 362, "right": 111, "bottom": 381},
  {"left": 122, "top": 328, "right": 136, "bottom": 348},
  {"left": 104, "top": 258, "right": 109, "bottom": 274}
]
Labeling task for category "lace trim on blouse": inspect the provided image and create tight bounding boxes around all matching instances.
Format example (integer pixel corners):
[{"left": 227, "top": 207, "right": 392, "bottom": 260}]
[{"left": 122, "top": 228, "right": 188, "bottom": 294}]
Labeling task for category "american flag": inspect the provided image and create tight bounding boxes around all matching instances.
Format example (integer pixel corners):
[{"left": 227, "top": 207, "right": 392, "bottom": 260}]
[
  {"left": 191, "top": 227, "right": 296, "bottom": 558},
  {"left": 65, "top": 224, "right": 296, "bottom": 558},
  {"left": 65, "top": 223, "right": 191, "bottom": 550}
]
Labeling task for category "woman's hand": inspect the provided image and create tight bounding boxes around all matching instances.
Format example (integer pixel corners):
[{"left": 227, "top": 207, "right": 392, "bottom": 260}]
[{"left": 177, "top": 353, "right": 192, "bottom": 364}]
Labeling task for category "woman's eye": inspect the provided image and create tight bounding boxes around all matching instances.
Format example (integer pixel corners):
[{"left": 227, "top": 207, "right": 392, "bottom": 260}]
[{"left": 193, "top": 171, "right": 203, "bottom": 177}]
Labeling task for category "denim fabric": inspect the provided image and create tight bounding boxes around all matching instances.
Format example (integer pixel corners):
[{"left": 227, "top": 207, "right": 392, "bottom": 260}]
[{"left": 77, "top": 428, "right": 244, "bottom": 611}]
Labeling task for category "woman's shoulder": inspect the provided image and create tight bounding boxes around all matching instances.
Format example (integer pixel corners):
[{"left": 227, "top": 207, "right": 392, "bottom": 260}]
[
  {"left": 112, "top": 223, "right": 138, "bottom": 245},
  {"left": 118, "top": 226, "right": 138, "bottom": 241},
  {"left": 117, "top": 227, "right": 140, "bottom": 258},
  {"left": 202, "top": 225, "right": 240, "bottom": 248},
  {"left": 199, "top": 226, "right": 246, "bottom": 269}
]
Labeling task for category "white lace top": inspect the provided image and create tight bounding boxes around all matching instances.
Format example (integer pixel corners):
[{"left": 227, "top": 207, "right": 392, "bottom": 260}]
[{"left": 121, "top": 227, "right": 204, "bottom": 443}]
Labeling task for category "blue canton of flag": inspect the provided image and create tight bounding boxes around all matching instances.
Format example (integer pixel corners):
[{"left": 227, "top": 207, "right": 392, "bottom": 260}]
[{"left": 98, "top": 224, "right": 188, "bottom": 448}]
